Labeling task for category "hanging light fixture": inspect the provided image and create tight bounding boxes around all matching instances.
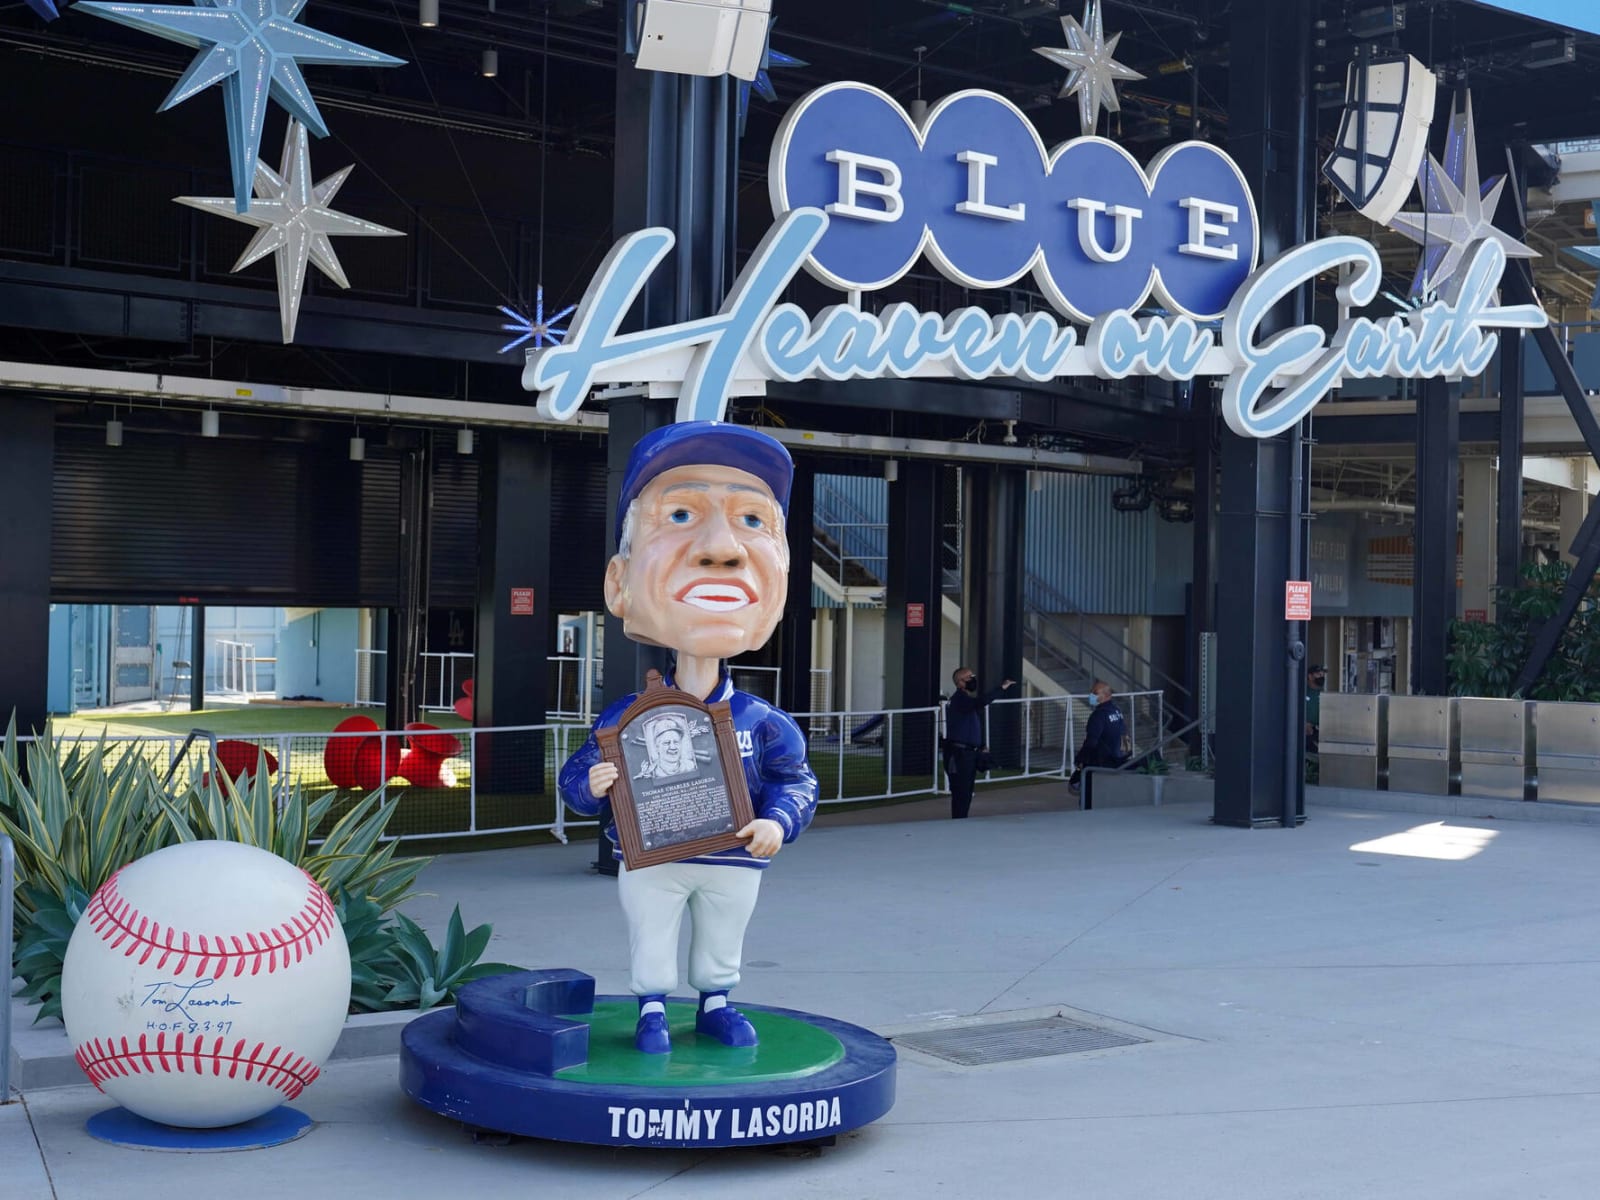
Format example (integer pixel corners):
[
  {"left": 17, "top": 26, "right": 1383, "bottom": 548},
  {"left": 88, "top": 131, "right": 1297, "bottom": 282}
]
[
  {"left": 419, "top": 0, "right": 438, "bottom": 27},
  {"left": 481, "top": 48, "right": 498, "bottom": 77},
  {"left": 884, "top": 459, "right": 899, "bottom": 483},
  {"left": 105, "top": 414, "right": 123, "bottom": 447},
  {"left": 457, "top": 427, "right": 475, "bottom": 455},
  {"left": 1030, "top": 469, "right": 1045, "bottom": 493},
  {"left": 201, "top": 409, "right": 219, "bottom": 438},
  {"left": 910, "top": 46, "right": 928, "bottom": 124},
  {"left": 349, "top": 434, "right": 366, "bottom": 462}
]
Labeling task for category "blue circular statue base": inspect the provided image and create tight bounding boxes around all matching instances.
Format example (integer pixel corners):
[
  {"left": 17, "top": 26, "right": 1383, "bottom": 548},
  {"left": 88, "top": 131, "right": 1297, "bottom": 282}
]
[
  {"left": 84, "top": 1106, "right": 314, "bottom": 1152},
  {"left": 401, "top": 970, "right": 896, "bottom": 1149}
]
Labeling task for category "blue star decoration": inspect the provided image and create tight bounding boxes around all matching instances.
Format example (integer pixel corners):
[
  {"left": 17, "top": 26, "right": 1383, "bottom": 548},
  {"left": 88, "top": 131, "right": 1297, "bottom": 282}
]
[
  {"left": 1562, "top": 201, "right": 1600, "bottom": 313},
  {"left": 74, "top": 0, "right": 404, "bottom": 213},
  {"left": 26, "top": 0, "right": 61, "bottom": 22},
  {"left": 737, "top": 28, "right": 806, "bottom": 138},
  {"left": 498, "top": 286, "right": 576, "bottom": 356}
]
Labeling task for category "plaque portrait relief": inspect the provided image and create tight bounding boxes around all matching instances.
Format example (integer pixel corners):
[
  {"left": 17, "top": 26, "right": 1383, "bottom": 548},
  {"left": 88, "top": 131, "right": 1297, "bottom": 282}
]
[{"left": 596, "top": 690, "right": 756, "bottom": 870}]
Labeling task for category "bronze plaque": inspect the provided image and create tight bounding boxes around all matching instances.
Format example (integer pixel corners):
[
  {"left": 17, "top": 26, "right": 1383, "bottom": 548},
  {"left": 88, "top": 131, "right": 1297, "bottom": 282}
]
[{"left": 595, "top": 686, "right": 756, "bottom": 870}]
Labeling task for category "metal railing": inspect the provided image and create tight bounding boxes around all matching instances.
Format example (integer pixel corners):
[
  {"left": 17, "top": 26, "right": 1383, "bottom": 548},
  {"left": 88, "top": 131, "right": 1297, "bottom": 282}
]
[
  {"left": 20, "top": 691, "right": 1161, "bottom": 848},
  {"left": 420, "top": 652, "right": 475, "bottom": 714},
  {"left": 216, "top": 640, "right": 272, "bottom": 698},
  {"left": 2, "top": 832, "right": 13, "bottom": 1103},
  {"left": 355, "top": 648, "right": 386, "bottom": 707}
]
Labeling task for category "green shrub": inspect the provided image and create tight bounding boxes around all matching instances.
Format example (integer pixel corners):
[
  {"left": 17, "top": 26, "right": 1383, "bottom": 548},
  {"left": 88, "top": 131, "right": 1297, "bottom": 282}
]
[{"left": 3, "top": 722, "right": 513, "bottom": 1020}]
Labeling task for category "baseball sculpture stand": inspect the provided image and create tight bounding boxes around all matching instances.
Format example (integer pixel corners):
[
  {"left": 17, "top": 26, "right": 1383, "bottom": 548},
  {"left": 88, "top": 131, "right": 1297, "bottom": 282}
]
[
  {"left": 401, "top": 422, "right": 896, "bottom": 1149},
  {"left": 62, "top": 840, "right": 351, "bottom": 1151}
]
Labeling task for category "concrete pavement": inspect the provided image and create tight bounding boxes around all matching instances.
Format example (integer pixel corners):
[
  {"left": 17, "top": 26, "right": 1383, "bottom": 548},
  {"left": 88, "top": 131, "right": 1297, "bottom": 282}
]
[{"left": 8, "top": 793, "right": 1600, "bottom": 1198}]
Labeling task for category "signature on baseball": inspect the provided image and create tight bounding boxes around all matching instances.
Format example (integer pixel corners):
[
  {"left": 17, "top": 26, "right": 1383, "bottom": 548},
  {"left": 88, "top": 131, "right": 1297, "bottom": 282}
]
[{"left": 140, "top": 978, "right": 245, "bottom": 1021}]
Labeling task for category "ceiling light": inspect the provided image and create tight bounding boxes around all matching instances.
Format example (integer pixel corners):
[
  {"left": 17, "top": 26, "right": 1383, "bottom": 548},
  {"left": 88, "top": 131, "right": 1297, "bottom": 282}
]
[
  {"left": 106, "top": 417, "right": 123, "bottom": 447},
  {"left": 884, "top": 458, "right": 899, "bottom": 483},
  {"left": 349, "top": 435, "right": 366, "bottom": 462},
  {"left": 419, "top": 0, "right": 438, "bottom": 26},
  {"left": 201, "top": 409, "right": 219, "bottom": 438},
  {"left": 481, "top": 48, "right": 499, "bottom": 77},
  {"left": 457, "top": 428, "right": 475, "bottom": 455}
]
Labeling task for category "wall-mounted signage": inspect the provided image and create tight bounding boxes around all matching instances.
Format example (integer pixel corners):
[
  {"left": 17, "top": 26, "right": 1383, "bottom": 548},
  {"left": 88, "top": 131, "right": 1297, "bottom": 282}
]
[{"left": 524, "top": 82, "right": 1548, "bottom": 440}]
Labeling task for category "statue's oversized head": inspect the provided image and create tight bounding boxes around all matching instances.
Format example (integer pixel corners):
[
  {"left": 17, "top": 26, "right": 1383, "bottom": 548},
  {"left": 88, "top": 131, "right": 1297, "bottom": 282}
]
[{"left": 605, "top": 422, "right": 794, "bottom": 661}]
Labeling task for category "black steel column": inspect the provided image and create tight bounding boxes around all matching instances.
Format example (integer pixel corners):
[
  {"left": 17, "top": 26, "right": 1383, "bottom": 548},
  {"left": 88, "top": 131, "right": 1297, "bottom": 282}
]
[
  {"left": 1188, "top": 396, "right": 1216, "bottom": 756},
  {"left": 1497, "top": 334, "right": 1525, "bottom": 596},
  {"left": 887, "top": 459, "right": 945, "bottom": 773},
  {"left": 0, "top": 398, "right": 53, "bottom": 735},
  {"left": 1412, "top": 378, "right": 1459, "bottom": 695},
  {"left": 189, "top": 604, "right": 205, "bottom": 713},
  {"left": 475, "top": 432, "right": 552, "bottom": 793},
  {"left": 1215, "top": 0, "right": 1312, "bottom": 827},
  {"left": 777, "top": 460, "right": 815, "bottom": 717},
  {"left": 960, "top": 468, "right": 1025, "bottom": 766},
  {"left": 385, "top": 435, "right": 431, "bottom": 731},
  {"left": 604, "top": 17, "right": 739, "bottom": 709}
]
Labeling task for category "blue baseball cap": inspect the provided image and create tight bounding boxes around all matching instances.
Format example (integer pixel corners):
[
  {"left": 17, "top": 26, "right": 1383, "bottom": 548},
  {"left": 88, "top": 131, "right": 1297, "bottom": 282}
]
[{"left": 615, "top": 422, "right": 794, "bottom": 545}]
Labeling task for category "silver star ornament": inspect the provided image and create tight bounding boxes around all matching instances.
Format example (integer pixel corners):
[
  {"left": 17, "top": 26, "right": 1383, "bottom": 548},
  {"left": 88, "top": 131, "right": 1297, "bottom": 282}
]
[
  {"left": 176, "top": 121, "right": 404, "bottom": 343},
  {"left": 1034, "top": 0, "right": 1145, "bottom": 133},
  {"left": 1386, "top": 91, "right": 1538, "bottom": 299}
]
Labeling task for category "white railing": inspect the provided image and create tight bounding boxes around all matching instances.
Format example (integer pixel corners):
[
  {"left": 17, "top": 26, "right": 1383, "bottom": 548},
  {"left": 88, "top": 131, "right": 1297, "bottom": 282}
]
[
  {"left": 24, "top": 690, "right": 1165, "bottom": 844},
  {"left": 421, "top": 651, "right": 475, "bottom": 714},
  {"left": 216, "top": 640, "right": 272, "bottom": 698},
  {"left": 354, "top": 648, "right": 385, "bottom": 707}
]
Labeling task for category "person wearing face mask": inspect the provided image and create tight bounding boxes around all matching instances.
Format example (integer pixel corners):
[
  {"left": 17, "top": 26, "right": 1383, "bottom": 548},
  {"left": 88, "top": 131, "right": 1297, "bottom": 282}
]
[
  {"left": 943, "top": 666, "right": 1016, "bottom": 820},
  {"left": 1068, "top": 680, "right": 1130, "bottom": 794},
  {"left": 1305, "top": 664, "right": 1327, "bottom": 753}
]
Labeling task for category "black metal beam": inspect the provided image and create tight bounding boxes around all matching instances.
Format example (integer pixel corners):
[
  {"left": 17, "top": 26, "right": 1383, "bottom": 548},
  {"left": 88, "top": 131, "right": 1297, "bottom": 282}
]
[
  {"left": 1496, "top": 149, "right": 1528, "bottom": 599},
  {"left": 886, "top": 458, "right": 946, "bottom": 776},
  {"left": 777, "top": 462, "right": 816, "bottom": 718},
  {"left": 1506, "top": 258, "right": 1600, "bottom": 695},
  {"left": 189, "top": 604, "right": 205, "bottom": 714},
  {"left": 0, "top": 261, "right": 507, "bottom": 362},
  {"left": 960, "top": 468, "right": 1026, "bottom": 769}
]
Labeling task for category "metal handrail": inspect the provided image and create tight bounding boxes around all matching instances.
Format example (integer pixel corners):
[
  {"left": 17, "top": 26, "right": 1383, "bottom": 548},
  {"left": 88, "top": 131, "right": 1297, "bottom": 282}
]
[{"left": 2, "top": 832, "right": 13, "bottom": 1102}]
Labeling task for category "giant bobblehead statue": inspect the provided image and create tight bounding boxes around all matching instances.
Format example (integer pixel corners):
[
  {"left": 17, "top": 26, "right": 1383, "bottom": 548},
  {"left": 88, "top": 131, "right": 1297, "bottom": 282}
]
[{"left": 559, "top": 422, "right": 818, "bottom": 1055}]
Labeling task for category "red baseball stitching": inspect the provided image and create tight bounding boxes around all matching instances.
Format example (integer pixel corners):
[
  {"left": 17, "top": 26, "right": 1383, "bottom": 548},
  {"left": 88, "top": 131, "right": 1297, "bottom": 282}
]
[
  {"left": 84, "top": 868, "right": 335, "bottom": 978},
  {"left": 74, "top": 1033, "right": 321, "bottom": 1100}
]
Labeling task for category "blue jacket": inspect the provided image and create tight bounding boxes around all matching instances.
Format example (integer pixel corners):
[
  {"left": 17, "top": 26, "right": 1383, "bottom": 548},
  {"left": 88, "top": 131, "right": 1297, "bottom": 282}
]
[
  {"left": 1077, "top": 701, "right": 1130, "bottom": 769},
  {"left": 945, "top": 685, "right": 1006, "bottom": 746},
  {"left": 558, "top": 672, "right": 818, "bottom": 868}
]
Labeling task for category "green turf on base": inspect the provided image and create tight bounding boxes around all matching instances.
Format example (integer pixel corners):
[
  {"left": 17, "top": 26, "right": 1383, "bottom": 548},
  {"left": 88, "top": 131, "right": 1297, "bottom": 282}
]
[{"left": 553, "top": 1000, "right": 845, "bottom": 1086}]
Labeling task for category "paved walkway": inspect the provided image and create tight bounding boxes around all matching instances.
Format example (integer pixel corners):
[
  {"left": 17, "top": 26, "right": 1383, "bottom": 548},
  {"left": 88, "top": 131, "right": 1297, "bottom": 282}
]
[{"left": 8, "top": 792, "right": 1600, "bottom": 1198}]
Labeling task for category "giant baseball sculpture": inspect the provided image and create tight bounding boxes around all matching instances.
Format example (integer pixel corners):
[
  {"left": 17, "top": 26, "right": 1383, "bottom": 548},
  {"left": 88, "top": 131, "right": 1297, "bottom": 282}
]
[{"left": 62, "top": 841, "right": 351, "bottom": 1129}]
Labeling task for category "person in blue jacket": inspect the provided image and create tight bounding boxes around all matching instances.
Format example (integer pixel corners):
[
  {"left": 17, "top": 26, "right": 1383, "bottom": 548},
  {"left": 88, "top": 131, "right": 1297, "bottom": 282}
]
[
  {"left": 559, "top": 422, "right": 818, "bottom": 1056},
  {"left": 1069, "top": 679, "right": 1130, "bottom": 791}
]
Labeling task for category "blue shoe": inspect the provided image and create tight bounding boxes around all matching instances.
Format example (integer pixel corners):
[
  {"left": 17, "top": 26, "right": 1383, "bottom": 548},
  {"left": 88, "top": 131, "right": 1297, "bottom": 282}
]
[
  {"left": 634, "top": 1011, "right": 672, "bottom": 1055},
  {"left": 696, "top": 1004, "right": 759, "bottom": 1047}
]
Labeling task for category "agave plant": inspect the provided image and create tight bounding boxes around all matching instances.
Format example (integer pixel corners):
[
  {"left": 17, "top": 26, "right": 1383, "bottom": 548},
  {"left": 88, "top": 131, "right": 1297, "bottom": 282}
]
[
  {"left": 0, "top": 720, "right": 174, "bottom": 916},
  {"left": 382, "top": 908, "right": 518, "bottom": 1011},
  {"left": 159, "top": 757, "right": 429, "bottom": 915}
]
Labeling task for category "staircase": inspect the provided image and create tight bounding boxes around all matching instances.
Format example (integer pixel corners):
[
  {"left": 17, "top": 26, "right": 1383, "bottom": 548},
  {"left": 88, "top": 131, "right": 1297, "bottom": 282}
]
[{"left": 811, "top": 476, "right": 1197, "bottom": 752}]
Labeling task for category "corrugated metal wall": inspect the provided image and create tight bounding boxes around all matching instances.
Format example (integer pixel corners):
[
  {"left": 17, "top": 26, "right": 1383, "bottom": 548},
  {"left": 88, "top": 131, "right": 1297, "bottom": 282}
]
[{"left": 1025, "top": 474, "right": 1155, "bottom": 614}]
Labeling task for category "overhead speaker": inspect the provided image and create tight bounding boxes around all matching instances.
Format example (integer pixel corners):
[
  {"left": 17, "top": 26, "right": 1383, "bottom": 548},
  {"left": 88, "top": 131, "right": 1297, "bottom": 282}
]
[
  {"left": 1322, "top": 51, "right": 1437, "bottom": 226},
  {"left": 632, "top": 0, "right": 771, "bottom": 82}
]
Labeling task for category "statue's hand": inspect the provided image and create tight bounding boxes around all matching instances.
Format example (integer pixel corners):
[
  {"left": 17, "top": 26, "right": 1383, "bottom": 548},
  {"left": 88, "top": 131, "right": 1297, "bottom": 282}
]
[
  {"left": 737, "top": 818, "right": 785, "bottom": 859},
  {"left": 589, "top": 762, "right": 620, "bottom": 797}
]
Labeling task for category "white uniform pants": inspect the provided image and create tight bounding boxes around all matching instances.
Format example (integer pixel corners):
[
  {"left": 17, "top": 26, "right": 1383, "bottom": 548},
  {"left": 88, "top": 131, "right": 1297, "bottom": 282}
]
[{"left": 617, "top": 861, "right": 763, "bottom": 997}]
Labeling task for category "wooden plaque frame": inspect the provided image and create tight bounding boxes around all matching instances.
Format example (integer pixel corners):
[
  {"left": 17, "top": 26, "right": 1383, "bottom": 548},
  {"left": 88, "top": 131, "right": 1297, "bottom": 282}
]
[{"left": 595, "top": 685, "right": 756, "bottom": 870}]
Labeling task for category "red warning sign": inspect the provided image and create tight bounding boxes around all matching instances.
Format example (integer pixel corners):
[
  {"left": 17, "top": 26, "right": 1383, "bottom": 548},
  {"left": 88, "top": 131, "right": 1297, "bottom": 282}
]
[
  {"left": 1285, "top": 581, "right": 1312, "bottom": 621},
  {"left": 510, "top": 588, "right": 536, "bottom": 616}
]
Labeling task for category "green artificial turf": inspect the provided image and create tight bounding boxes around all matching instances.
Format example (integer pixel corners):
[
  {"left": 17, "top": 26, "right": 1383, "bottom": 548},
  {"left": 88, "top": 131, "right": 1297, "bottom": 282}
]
[{"left": 554, "top": 1000, "right": 844, "bottom": 1086}]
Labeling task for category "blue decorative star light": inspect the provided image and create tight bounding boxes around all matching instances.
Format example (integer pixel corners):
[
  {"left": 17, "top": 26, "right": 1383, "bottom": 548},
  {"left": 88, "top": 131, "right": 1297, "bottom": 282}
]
[
  {"left": 1386, "top": 91, "right": 1537, "bottom": 299},
  {"left": 737, "top": 27, "right": 806, "bottom": 137},
  {"left": 75, "top": 0, "right": 404, "bottom": 213},
  {"left": 498, "top": 286, "right": 575, "bottom": 356},
  {"left": 1562, "top": 201, "right": 1600, "bottom": 312},
  {"left": 26, "top": 0, "right": 61, "bottom": 22}
]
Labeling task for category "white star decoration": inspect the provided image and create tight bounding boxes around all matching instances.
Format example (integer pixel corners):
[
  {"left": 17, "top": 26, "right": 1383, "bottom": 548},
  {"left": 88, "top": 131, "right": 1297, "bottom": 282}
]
[
  {"left": 1386, "top": 92, "right": 1538, "bottom": 299},
  {"left": 1034, "top": 0, "right": 1145, "bottom": 133},
  {"left": 498, "top": 286, "right": 576, "bottom": 355},
  {"left": 176, "top": 120, "right": 403, "bottom": 343}
]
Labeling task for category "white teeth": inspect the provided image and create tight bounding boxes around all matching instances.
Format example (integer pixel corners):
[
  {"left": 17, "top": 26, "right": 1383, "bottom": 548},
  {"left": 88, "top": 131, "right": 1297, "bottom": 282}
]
[{"left": 683, "top": 586, "right": 751, "bottom": 612}]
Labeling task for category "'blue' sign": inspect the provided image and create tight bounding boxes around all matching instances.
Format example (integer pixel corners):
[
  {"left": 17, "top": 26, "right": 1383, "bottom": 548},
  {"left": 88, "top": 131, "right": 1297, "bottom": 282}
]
[{"left": 767, "top": 82, "right": 1259, "bottom": 322}]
